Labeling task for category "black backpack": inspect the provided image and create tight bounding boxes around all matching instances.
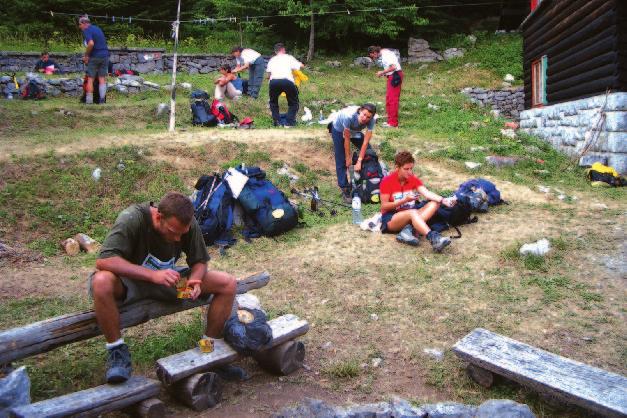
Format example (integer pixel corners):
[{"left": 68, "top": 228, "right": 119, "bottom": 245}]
[
  {"left": 80, "top": 75, "right": 102, "bottom": 103},
  {"left": 427, "top": 195, "right": 477, "bottom": 234},
  {"left": 352, "top": 149, "right": 384, "bottom": 204},
  {"left": 235, "top": 166, "right": 298, "bottom": 237},
  {"left": 22, "top": 79, "right": 46, "bottom": 100},
  {"left": 190, "top": 90, "right": 218, "bottom": 126},
  {"left": 192, "top": 174, "right": 236, "bottom": 246}
]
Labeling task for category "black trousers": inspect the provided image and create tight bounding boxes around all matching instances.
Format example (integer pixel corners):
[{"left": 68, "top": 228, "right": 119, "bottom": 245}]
[{"left": 268, "top": 79, "right": 299, "bottom": 126}]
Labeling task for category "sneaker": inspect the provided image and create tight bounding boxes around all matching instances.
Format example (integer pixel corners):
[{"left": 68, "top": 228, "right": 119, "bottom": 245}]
[
  {"left": 381, "top": 122, "right": 398, "bottom": 128},
  {"left": 105, "top": 343, "right": 132, "bottom": 384},
  {"left": 396, "top": 225, "right": 420, "bottom": 246},
  {"left": 214, "top": 364, "right": 250, "bottom": 382},
  {"left": 428, "top": 231, "right": 451, "bottom": 253}
]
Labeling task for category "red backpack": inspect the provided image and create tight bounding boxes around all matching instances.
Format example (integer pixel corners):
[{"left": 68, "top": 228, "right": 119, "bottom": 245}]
[{"left": 210, "top": 99, "right": 238, "bottom": 124}]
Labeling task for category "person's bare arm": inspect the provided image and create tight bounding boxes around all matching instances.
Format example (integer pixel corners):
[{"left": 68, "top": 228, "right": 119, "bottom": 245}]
[
  {"left": 83, "top": 40, "right": 94, "bottom": 64},
  {"left": 95, "top": 256, "right": 180, "bottom": 287},
  {"left": 233, "top": 63, "right": 249, "bottom": 73},
  {"left": 187, "top": 262, "right": 208, "bottom": 300},
  {"left": 376, "top": 64, "right": 396, "bottom": 77},
  {"left": 417, "top": 185, "right": 455, "bottom": 207},
  {"left": 380, "top": 193, "right": 415, "bottom": 212}
]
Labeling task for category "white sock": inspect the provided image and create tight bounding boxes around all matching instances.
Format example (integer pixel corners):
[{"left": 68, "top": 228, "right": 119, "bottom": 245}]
[
  {"left": 106, "top": 338, "right": 124, "bottom": 350},
  {"left": 98, "top": 84, "right": 107, "bottom": 101},
  {"left": 86, "top": 92, "right": 93, "bottom": 104}
]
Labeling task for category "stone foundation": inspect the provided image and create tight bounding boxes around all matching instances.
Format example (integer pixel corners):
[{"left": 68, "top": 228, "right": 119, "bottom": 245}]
[
  {"left": 462, "top": 87, "right": 524, "bottom": 119},
  {"left": 520, "top": 92, "right": 627, "bottom": 174},
  {"left": 0, "top": 49, "right": 235, "bottom": 74}
]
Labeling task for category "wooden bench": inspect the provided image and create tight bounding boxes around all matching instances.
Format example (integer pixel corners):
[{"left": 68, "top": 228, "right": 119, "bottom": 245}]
[
  {"left": 453, "top": 328, "right": 627, "bottom": 417},
  {"left": 2, "top": 272, "right": 270, "bottom": 417},
  {"left": 10, "top": 376, "right": 162, "bottom": 418},
  {"left": 156, "top": 314, "right": 309, "bottom": 411}
]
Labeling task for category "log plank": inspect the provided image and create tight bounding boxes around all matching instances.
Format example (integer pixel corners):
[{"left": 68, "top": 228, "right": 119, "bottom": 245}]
[
  {"left": 156, "top": 314, "right": 309, "bottom": 385},
  {"left": 0, "top": 271, "right": 270, "bottom": 365},
  {"left": 453, "top": 328, "right": 627, "bottom": 418},
  {"left": 9, "top": 376, "right": 160, "bottom": 418}
]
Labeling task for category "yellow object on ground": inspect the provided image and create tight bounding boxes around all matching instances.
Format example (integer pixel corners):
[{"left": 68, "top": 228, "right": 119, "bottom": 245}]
[
  {"left": 589, "top": 162, "right": 620, "bottom": 178},
  {"left": 281, "top": 70, "right": 308, "bottom": 97}
]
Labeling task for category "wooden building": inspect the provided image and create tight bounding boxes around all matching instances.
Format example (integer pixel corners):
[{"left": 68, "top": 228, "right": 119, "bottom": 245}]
[{"left": 519, "top": 0, "right": 627, "bottom": 174}]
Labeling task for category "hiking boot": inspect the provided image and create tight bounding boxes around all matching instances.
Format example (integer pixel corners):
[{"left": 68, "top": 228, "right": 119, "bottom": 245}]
[
  {"left": 396, "top": 225, "right": 420, "bottom": 246},
  {"left": 214, "top": 364, "right": 250, "bottom": 382},
  {"left": 341, "top": 188, "right": 352, "bottom": 204},
  {"left": 427, "top": 231, "right": 451, "bottom": 253},
  {"left": 381, "top": 122, "right": 398, "bottom": 128},
  {"left": 105, "top": 343, "right": 132, "bottom": 384}
]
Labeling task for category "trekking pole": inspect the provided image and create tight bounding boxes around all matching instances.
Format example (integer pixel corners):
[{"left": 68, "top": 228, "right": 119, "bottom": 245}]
[{"left": 290, "top": 188, "right": 352, "bottom": 209}]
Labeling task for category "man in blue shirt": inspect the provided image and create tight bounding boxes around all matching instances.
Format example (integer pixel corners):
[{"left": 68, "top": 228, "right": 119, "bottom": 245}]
[
  {"left": 79, "top": 16, "right": 109, "bottom": 104},
  {"left": 330, "top": 104, "right": 377, "bottom": 202}
]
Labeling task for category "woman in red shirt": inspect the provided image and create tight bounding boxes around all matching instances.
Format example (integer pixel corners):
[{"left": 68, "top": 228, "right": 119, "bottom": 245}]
[{"left": 380, "top": 151, "right": 456, "bottom": 252}]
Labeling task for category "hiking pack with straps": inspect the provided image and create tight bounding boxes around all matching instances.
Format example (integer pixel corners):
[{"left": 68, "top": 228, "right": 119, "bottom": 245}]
[
  {"left": 192, "top": 173, "right": 236, "bottom": 246},
  {"left": 210, "top": 99, "right": 238, "bottom": 125},
  {"left": 22, "top": 79, "right": 46, "bottom": 100},
  {"left": 235, "top": 165, "right": 298, "bottom": 237},
  {"left": 427, "top": 197, "right": 478, "bottom": 236},
  {"left": 80, "top": 75, "right": 102, "bottom": 103},
  {"left": 586, "top": 162, "right": 624, "bottom": 187},
  {"left": 352, "top": 149, "right": 385, "bottom": 204},
  {"left": 190, "top": 90, "right": 217, "bottom": 126},
  {"left": 456, "top": 178, "right": 504, "bottom": 212}
]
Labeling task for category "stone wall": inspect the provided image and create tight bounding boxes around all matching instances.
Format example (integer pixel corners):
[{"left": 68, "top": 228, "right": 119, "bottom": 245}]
[
  {"left": 520, "top": 92, "right": 627, "bottom": 174},
  {"left": 0, "top": 49, "right": 235, "bottom": 74},
  {"left": 0, "top": 73, "right": 163, "bottom": 98},
  {"left": 462, "top": 87, "right": 524, "bottom": 119}
]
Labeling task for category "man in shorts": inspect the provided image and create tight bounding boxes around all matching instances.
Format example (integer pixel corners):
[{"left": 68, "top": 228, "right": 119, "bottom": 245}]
[
  {"left": 88, "top": 192, "right": 237, "bottom": 383},
  {"left": 79, "top": 16, "right": 109, "bottom": 104}
]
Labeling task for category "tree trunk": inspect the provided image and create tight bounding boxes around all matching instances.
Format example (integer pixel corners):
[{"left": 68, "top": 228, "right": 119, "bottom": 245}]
[{"left": 306, "top": 0, "right": 315, "bottom": 62}]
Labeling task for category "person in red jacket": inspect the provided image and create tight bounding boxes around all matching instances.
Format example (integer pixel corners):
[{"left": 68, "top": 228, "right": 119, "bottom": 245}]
[{"left": 380, "top": 151, "right": 455, "bottom": 252}]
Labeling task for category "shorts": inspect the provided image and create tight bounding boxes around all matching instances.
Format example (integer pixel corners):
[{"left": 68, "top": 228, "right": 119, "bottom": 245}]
[
  {"left": 87, "top": 267, "right": 191, "bottom": 306},
  {"left": 381, "top": 211, "right": 396, "bottom": 233},
  {"left": 86, "top": 56, "right": 109, "bottom": 78}
]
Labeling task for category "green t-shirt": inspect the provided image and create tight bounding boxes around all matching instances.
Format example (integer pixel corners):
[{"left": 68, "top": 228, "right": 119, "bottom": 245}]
[{"left": 98, "top": 203, "right": 209, "bottom": 270}]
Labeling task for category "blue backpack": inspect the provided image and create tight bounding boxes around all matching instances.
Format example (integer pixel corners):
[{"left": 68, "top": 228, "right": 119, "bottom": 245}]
[
  {"left": 190, "top": 90, "right": 218, "bottom": 126},
  {"left": 235, "top": 166, "right": 298, "bottom": 237},
  {"left": 456, "top": 178, "right": 503, "bottom": 212},
  {"left": 192, "top": 174, "right": 236, "bottom": 246}
]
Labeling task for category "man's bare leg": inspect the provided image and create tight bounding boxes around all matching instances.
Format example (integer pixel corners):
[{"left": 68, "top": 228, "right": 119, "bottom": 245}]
[
  {"left": 91, "top": 270, "right": 126, "bottom": 342},
  {"left": 200, "top": 270, "right": 237, "bottom": 337}
]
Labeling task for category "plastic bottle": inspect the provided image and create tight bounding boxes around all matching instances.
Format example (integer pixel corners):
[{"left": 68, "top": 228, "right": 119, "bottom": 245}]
[
  {"left": 352, "top": 196, "right": 362, "bottom": 224},
  {"left": 318, "top": 110, "right": 324, "bottom": 122}
]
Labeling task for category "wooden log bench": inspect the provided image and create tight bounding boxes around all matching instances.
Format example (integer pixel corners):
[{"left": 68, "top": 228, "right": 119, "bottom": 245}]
[
  {"left": 10, "top": 376, "right": 163, "bottom": 418},
  {"left": 156, "top": 314, "right": 309, "bottom": 411},
  {"left": 1, "top": 271, "right": 270, "bottom": 417},
  {"left": 453, "top": 328, "right": 627, "bottom": 418}
]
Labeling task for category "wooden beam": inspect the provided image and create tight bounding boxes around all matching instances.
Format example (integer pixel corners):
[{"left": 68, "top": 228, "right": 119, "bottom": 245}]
[
  {"left": 453, "top": 328, "right": 627, "bottom": 418},
  {"left": 124, "top": 398, "right": 166, "bottom": 418},
  {"left": 156, "top": 314, "right": 309, "bottom": 385},
  {"left": 252, "top": 340, "right": 305, "bottom": 376},
  {"left": 9, "top": 376, "right": 161, "bottom": 418},
  {"left": 170, "top": 372, "right": 222, "bottom": 411},
  {"left": 0, "top": 271, "right": 270, "bottom": 365}
]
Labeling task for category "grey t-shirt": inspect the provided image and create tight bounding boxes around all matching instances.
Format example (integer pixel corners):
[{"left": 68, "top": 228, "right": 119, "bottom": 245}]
[
  {"left": 98, "top": 203, "right": 209, "bottom": 270},
  {"left": 332, "top": 106, "right": 375, "bottom": 135}
]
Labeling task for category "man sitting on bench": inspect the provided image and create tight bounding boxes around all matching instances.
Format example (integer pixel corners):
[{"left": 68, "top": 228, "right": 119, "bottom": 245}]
[{"left": 88, "top": 192, "right": 237, "bottom": 384}]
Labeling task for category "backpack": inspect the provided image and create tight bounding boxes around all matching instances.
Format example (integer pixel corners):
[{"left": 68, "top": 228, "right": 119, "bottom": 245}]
[
  {"left": 456, "top": 178, "right": 503, "bottom": 211},
  {"left": 586, "top": 163, "right": 624, "bottom": 187},
  {"left": 352, "top": 149, "right": 384, "bottom": 204},
  {"left": 427, "top": 197, "right": 477, "bottom": 234},
  {"left": 22, "top": 79, "right": 46, "bottom": 100},
  {"left": 192, "top": 174, "right": 236, "bottom": 246},
  {"left": 190, "top": 90, "right": 217, "bottom": 126},
  {"left": 235, "top": 166, "right": 298, "bottom": 237},
  {"left": 210, "top": 99, "right": 238, "bottom": 124}
]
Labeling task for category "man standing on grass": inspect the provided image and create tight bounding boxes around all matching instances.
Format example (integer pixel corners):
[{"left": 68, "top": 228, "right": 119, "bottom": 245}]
[
  {"left": 79, "top": 16, "right": 109, "bottom": 104},
  {"left": 368, "top": 46, "right": 403, "bottom": 128},
  {"left": 266, "top": 43, "right": 304, "bottom": 127},
  {"left": 88, "top": 192, "right": 237, "bottom": 384},
  {"left": 231, "top": 46, "right": 266, "bottom": 99}
]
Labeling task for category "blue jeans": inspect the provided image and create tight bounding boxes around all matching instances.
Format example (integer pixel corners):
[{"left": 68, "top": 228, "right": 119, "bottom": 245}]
[
  {"left": 331, "top": 128, "right": 371, "bottom": 190},
  {"left": 247, "top": 56, "right": 266, "bottom": 98}
]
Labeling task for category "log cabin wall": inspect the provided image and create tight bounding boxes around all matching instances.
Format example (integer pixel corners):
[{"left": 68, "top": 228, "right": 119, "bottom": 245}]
[{"left": 522, "top": 0, "right": 624, "bottom": 109}]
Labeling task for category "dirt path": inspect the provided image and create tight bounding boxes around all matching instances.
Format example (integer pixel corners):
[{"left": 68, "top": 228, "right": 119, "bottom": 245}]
[{"left": 0, "top": 128, "right": 328, "bottom": 161}]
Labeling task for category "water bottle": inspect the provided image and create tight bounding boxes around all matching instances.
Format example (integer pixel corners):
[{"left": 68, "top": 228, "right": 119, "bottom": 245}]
[
  {"left": 318, "top": 110, "right": 324, "bottom": 122},
  {"left": 352, "top": 196, "right": 362, "bottom": 225}
]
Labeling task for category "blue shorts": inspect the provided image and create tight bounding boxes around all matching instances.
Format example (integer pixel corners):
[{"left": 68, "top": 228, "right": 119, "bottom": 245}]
[
  {"left": 86, "top": 56, "right": 109, "bottom": 78},
  {"left": 381, "top": 201, "right": 429, "bottom": 233}
]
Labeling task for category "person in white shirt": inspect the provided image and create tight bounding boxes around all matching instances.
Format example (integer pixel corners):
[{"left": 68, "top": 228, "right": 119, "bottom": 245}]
[
  {"left": 265, "top": 43, "right": 304, "bottom": 127},
  {"left": 231, "top": 46, "right": 266, "bottom": 99},
  {"left": 368, "top": 46, "right": 404, "bottom": 128}
]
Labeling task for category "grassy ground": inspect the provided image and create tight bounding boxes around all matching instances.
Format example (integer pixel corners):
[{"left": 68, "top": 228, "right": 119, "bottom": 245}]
[{"left": 1, "top": 34, "right": 625, "bottom": 417}]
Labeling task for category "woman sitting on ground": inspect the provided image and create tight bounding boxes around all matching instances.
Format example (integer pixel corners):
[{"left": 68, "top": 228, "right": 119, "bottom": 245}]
[
  {"left": 380, "top": 151, "right": 455, "bottom": 252},
  {"left": 214, "top": 64, "right": 242, "bottom": 101}
]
